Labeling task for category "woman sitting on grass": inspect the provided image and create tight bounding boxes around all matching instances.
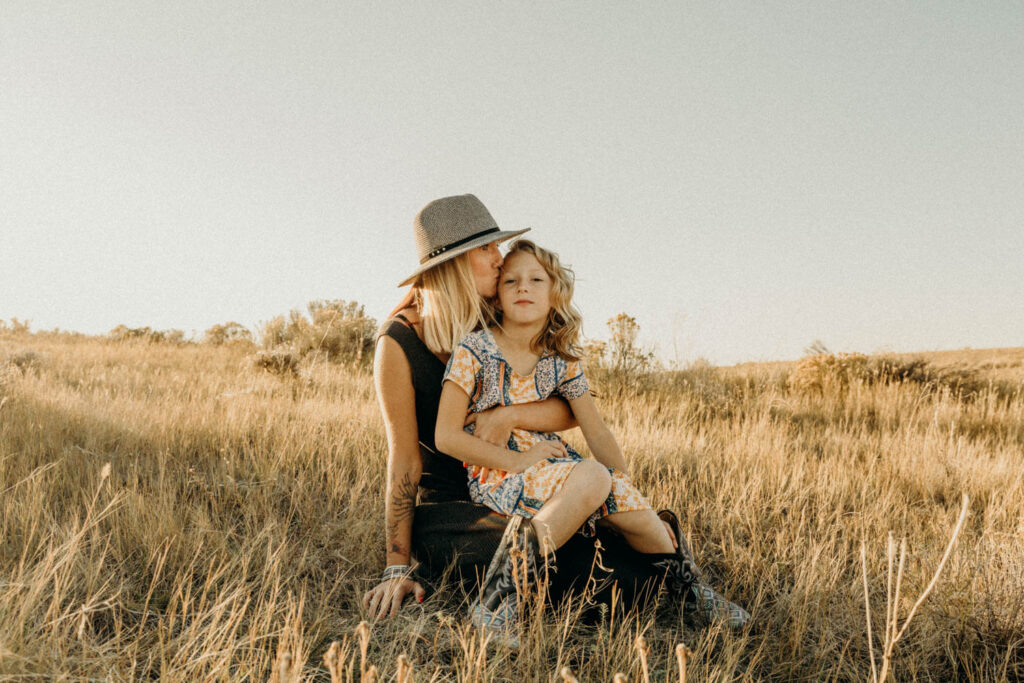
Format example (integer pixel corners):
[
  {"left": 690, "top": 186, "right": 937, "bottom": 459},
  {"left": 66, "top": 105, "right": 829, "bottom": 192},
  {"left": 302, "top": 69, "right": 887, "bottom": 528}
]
[
  {"left": 436, "top": 239, "right": 749, "bottom": 633},
  {"left": 362, "top": 194, "right": 744, "bottom": 629}
]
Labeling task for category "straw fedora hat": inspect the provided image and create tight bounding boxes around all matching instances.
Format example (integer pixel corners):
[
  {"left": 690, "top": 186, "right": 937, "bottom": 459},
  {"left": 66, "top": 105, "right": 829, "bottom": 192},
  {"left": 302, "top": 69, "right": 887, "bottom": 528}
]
[{"left": 398, "top": 194, "right": 529, "bottom": 287}]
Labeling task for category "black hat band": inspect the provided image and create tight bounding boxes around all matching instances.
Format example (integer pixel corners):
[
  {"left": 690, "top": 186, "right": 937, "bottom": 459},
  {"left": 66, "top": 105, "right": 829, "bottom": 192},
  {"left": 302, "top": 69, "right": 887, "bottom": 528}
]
[{"left": 420, "top": 227, "right": 500, "bottom": 264}]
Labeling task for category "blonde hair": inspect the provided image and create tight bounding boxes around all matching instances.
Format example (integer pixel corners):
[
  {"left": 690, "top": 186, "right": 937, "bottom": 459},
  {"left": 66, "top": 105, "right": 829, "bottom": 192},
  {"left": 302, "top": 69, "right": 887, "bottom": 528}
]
[
  {"left": 502, "top": 239, "right": 583, "bottom": 361},
  {"left": 414, "top": 254, "right": 494, "bottom": 355}
]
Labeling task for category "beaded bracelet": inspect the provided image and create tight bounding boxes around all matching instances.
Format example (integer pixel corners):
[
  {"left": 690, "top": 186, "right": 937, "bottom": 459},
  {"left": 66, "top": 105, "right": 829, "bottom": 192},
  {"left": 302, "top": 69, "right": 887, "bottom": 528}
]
[{"left": 382, "top": 564, "right": 410, "bottom": 581}]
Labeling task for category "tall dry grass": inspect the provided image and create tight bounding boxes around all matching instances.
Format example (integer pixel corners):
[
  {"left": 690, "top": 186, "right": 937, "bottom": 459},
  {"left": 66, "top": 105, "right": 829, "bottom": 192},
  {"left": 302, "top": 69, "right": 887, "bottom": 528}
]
[{"left": 1, "top": 329, "right": 1021, "bottom": 680}]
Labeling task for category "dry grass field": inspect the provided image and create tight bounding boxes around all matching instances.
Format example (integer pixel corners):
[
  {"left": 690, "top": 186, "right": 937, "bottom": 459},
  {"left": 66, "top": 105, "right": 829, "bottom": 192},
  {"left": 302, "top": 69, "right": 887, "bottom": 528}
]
[{"left": 1, "top": 329, "right": 1022, "bottom": 681}]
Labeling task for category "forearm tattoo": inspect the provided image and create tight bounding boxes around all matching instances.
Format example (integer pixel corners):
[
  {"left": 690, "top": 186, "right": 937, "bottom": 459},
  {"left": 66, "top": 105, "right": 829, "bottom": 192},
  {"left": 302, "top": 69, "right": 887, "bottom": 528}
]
[{"left": 386, "top": 473, "right": 417, "bottom": 556}]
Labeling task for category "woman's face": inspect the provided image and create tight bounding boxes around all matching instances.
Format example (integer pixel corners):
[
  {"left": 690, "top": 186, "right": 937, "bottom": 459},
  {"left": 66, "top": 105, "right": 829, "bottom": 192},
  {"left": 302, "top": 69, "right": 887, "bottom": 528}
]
[{"left": 466, "top": 241, "right": 503, "bottom": 298}]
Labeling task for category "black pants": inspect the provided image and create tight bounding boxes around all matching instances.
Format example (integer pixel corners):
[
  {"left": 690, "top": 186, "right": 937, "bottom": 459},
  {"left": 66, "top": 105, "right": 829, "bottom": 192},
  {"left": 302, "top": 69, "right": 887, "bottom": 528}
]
[{"left": 412, "top": 501, "right": 676, "bottom": 616}]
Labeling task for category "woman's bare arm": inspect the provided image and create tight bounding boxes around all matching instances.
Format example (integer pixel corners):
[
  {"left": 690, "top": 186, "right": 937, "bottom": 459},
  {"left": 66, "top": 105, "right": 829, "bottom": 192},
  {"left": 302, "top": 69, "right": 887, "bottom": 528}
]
[
  {"left": 375, "top": 336, "right": 422, "bottom": 565},
  {"left": 510, "top": 397, "right": 577, "bottom": 431},
  {"left": 466, "top": 397, "right": 577, "bottom": 446},
  {"left": 362, "top": 335, "right": 426, "bottom": 618}
]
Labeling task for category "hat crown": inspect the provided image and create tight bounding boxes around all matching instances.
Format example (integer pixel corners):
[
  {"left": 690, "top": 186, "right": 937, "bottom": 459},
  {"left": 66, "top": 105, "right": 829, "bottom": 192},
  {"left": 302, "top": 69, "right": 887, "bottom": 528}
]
[{"left": 413, "top": 194, "right": 498, "bottom": 261}]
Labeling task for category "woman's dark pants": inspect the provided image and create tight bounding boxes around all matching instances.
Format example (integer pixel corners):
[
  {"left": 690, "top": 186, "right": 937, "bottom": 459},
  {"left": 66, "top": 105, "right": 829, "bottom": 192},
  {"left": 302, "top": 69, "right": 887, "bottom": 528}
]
[{"left": 412, "top": 501, "right": 671, "bottom": 616}]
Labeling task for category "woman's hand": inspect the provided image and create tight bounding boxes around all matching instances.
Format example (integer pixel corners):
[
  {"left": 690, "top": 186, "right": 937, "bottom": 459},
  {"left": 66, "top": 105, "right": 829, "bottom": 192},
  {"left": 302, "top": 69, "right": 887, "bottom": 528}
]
[
  {"left": 511, "top": 440, "right": 569, "bottom": 472},
  {"left": 362, "top": 577, "right": 426, "bottom": 619},
  {"left": 464, "top": 406, "right": 515, "bottom": 447}
]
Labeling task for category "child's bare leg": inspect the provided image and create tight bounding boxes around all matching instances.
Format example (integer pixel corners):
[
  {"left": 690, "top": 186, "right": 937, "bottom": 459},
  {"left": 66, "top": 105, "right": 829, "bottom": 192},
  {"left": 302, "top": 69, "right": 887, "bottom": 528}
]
[
  {"left": 530, "top": 459, "right": 611, "bottom": 557},
  {"left": 598, "top": 509, "right": 676, "bottom": 554}
]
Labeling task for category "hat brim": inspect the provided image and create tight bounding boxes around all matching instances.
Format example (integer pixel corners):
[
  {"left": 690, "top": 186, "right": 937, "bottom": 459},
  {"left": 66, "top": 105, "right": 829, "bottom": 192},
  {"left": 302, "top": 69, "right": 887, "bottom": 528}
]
[{"left": 397, "top": 227, "right": 531, "bottom": 287}]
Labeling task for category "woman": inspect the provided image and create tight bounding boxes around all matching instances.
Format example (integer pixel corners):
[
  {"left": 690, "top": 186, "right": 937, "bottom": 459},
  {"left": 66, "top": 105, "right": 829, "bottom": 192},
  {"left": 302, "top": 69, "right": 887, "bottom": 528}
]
[{"left": 361, "top": 194, "right": 747, "bottom": 629}]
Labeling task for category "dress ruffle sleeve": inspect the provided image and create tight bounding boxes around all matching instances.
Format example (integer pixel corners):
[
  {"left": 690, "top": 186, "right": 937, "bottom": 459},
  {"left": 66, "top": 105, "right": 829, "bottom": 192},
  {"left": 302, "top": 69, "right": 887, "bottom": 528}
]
[
  {"left": 555, "top": 359, "right": 590, "bottom": 400},
  {"left": 443, "top": 342, "right": 480, "bottom": 399}
]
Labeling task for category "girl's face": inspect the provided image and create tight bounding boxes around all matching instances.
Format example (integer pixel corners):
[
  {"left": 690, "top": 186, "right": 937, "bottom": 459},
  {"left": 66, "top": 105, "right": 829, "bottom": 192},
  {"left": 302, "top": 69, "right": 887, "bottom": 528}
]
[
  {"left": 466, "top": 241, "right": 503, "bottom": 298},
  {"left": 498, "top": 250, "right": 553, "bottom": 326}
]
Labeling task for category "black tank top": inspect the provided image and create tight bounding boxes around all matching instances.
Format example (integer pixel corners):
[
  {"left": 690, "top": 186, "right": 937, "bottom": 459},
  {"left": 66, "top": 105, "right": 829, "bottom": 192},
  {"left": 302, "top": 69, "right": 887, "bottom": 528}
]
[{"left": 379, "top": 315, "right": 470, "bottom": 502}]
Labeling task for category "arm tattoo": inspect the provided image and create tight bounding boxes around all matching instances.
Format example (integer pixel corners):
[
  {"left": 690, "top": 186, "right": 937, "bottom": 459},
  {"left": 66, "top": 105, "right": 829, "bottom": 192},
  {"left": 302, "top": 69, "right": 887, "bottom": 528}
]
[{"left": 386, "top": 473, "right": 418, "bottom": 556}]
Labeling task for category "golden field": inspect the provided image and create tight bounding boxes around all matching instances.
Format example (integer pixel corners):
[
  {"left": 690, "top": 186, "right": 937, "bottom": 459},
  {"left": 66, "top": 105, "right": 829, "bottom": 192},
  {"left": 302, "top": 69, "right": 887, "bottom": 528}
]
[{"left": 0, "top": 329, "right": 1021, "bottom": 681}]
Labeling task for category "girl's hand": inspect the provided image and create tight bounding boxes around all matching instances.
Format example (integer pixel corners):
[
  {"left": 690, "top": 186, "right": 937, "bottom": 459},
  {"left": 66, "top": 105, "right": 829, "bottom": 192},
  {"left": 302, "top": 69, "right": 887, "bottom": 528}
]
[
  {"left": 464, "top": 406, "right": 515, "bottom": 447},
  {"left": 663, "top": 520, "right": 678, "bottom": 549},
  {"left": 513, "top": 440, "right": 569, "bottom": 472},
  {"left": 361, "top": 577, "right": 426, "bottom": 619}
]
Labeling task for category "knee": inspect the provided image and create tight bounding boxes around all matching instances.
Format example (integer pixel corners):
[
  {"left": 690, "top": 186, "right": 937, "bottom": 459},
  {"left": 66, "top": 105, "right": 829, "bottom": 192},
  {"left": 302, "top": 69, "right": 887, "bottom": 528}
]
[{"left": 575, "top": 459, "right": 612, "bottom": 502}]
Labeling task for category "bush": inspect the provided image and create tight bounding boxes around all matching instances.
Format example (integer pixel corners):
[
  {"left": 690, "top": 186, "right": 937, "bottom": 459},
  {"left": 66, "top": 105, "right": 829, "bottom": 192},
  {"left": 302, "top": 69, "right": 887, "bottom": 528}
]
[
  {"left": 583, "top": 313, "right": 658, "bottom": 393},
  {"left": 667, "top": 357, "right": 732, "bottom": 403},
  {"left": 872, "top": 355, "right": 986, "bottom": 398},
  {"left": 0, "top": 348, "right": 45, "bottom": 394},
  {"left": 250, "top": 349, "right": 301, "bottom": 377},
  {"left": 788, "top": 352, "right": 872, "bottom": 394},
  {"left": 108, "top": 326, "right": 187, "bottom": 344},
  {"left": 606, "top": 313, "right": 656, "bottom": 377},
  {"left": 6, "top": 349, "right": 44, "bottom": 373},
  {"left": 203, "top": 322, "right": 254, "bottom": 346},
  {"left": 789, "top": 351, "right": 987, "bottom": 399},
  {"left": 0, "top": 318, "right": 31, "bottom": 334},
  {"left": 581, "top": 339, "right": 608, "bottom": 371},
  {"left": 258, "top": 300, "right": 376, "bottom": 366}
]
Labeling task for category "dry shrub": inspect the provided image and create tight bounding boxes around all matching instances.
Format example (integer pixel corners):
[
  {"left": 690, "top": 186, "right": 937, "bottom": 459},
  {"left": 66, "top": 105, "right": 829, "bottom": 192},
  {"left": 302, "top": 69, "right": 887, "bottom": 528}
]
[
  {"left": 259, "top": 300, "right": 375, "bottom": 367},
  {"left": 0, "top": 350, "right": 45, "bottom": 395},
  {"left": 790, "top": 352, "right": 987, "bottom": 399},
  {"left": 203, "top": 321, "right": 254, "bottom": 347},
  {"left": 605, "top": 313, "right": 657, "bottom": 377},
  {"left": 5, "top": 349, "right": 44, "bottom": 373},
  {"left": 108, "top": 325, "right": 187, "bottom": 344},
  {"left": 0, "top": 318, "right": 32, "bottom": 334},
  {"left": 581, "top": 339, "right": 607, "bottom": 368},
  {"left": 789, "top": 352, "right": 872, "bottom": 394},
  {"left": 251, "top": 349, "right": 301, "bottom": 377},
  {"left": 0, "top": 365, "right": 15, "bottom": 392},
  {"left": 584, "top": 313, "right": 658, "bottom": 395},
  {"left": 873, "top": 356, "right": 989, "bottom": 397},
  {"left": 665, "top": 357, "right": 728, "bottom": 399}
]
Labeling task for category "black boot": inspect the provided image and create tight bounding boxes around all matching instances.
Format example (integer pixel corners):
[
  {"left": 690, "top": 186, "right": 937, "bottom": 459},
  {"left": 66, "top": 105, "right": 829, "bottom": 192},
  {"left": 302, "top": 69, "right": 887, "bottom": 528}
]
[
  {"left": 657, "top": 509, "right": 750, "bottom": 629},
  {"left": 469, "top": 516, "right": 547, "bottom": 643}
]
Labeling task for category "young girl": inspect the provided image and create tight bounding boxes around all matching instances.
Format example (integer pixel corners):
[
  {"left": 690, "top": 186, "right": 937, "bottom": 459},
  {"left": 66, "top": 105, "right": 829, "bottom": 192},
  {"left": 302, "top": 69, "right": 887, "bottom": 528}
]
[{"left": 435, "top": 239, "right": 689, "bottom": 630}]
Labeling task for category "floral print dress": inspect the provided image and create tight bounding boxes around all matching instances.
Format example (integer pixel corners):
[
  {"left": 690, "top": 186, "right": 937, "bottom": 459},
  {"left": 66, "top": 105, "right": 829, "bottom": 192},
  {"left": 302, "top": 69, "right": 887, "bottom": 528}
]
[{"left": 443, "top": 327, "right": 649, "bottom": 533}]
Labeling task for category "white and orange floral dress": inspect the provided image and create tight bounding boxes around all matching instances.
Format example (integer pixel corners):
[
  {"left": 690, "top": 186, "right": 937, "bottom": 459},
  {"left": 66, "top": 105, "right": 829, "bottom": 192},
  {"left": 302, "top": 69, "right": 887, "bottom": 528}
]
[{"left": 443, "top": 327, "right": 649, "bottom": 533}]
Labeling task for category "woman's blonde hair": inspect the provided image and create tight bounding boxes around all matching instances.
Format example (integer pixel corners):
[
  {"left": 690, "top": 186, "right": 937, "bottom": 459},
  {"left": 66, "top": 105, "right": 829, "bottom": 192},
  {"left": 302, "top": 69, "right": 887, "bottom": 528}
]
[
  {"left": 502, "top": 239, "right": 583, "bottom": 361},
  {"left": 414, "top": 254, "right": 494, "bottom": 355}
]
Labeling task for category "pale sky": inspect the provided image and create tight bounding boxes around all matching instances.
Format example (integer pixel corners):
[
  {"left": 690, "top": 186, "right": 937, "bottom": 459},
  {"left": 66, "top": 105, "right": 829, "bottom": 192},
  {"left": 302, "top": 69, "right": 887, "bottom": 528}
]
[{"left": 2, "top": 1, "right": 1022, "bottom": 365}]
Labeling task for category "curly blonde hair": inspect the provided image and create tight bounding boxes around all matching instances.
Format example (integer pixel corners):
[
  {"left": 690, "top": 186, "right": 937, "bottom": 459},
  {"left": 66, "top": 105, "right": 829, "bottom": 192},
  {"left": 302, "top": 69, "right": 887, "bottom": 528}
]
[{"left": 501, "top": 239, "right": 583, "bottom": 361}]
